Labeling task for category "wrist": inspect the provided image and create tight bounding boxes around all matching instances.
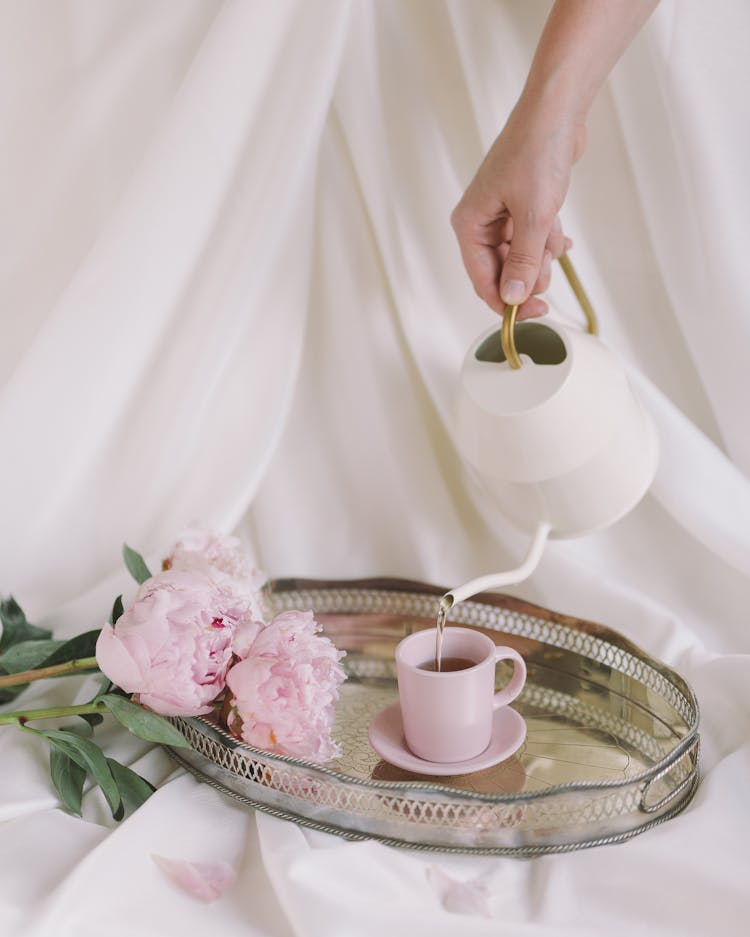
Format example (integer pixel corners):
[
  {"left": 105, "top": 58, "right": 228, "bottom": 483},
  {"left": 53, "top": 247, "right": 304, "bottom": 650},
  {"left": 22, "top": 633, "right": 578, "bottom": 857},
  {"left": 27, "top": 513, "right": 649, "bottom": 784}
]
[
  {"left": 517, "top": 68, "right": 591, "bottom": 132},
  {"left": 508, "top": 82, "right": 588, "bottom": 165}
]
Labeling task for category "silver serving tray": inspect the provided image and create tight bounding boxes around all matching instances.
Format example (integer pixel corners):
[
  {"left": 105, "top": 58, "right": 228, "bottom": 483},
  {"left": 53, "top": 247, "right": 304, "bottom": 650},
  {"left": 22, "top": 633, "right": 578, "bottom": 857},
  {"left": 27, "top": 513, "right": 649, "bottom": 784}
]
[{"left": 167, "top": 578, "right": 700, "bottom": 855}]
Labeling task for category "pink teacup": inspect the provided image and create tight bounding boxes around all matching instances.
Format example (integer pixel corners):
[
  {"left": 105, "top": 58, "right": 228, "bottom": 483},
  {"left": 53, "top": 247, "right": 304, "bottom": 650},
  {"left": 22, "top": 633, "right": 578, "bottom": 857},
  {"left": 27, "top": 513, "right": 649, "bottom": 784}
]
[{"left": 395, "top": 627, "right": 526, "bottom": 763}]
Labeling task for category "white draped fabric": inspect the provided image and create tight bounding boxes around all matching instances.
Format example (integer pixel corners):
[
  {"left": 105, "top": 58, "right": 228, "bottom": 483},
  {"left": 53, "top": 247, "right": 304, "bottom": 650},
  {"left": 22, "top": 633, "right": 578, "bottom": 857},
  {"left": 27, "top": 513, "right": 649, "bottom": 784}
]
[{"left": 1, "top": 1, "right": 749, "bottom": 935}]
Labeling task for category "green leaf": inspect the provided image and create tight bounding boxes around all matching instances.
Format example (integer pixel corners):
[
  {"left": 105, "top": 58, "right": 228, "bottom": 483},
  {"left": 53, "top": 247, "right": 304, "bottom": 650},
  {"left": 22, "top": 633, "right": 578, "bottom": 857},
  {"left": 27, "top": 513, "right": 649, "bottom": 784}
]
[
  {"left": 78, "top": 712, "right": 105, "bottom": 729},
  {"left": 122, "top": 545, "right": 152, "bottom": 585},
  {"left": 101, "top": 695, "right": 191, "bottom": 748},
  {"left": 0, "top": 596, "right": 25, "bottom": 629},
  {"left": 73, "top": 677, "right": 112, "bottom": 726},
  {"left": 107, "top": 759, "right": 155, "bottom": 813},
  {"left": 0, "top": 597, "right": 52, "bottom": 651},
  {"left": 39, "top": 729, "right": 122, "bottom": 819},
  {"left": 0, "top": 674, "right": 25, "bottom": 705},
  {"left": 0, "top": 631, "right": 100, "bottom": 700},
  {"left": 50, "top": 747, "right": 86, "bottom": 816},
  {"left": 109, "top": 595, "right": 124, "bottom": 625},
  {"left": 41, "top": 630, "right": 100, "bottom": 667},
  {"left": 98, "top": 680, "right": 114, "bottom": 697},
  {"left": 0, "top": 639, "right": 64, "bottom": 673},
  {"left": 68, "top": 718, "right": 94, "bottom": 737},
  {"left": 91, "top": 676, "right": 113, "bottom": 702}
]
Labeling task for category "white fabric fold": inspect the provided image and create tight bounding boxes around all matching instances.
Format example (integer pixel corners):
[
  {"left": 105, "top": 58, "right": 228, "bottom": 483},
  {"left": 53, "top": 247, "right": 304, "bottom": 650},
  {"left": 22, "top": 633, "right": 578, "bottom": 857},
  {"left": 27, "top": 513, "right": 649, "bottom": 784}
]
[
  {"left": 1, "top": 1, "right": 749, "bottom": 936},
  {"left": 1, "top": 0, "right": 351, "bottom": 616}
]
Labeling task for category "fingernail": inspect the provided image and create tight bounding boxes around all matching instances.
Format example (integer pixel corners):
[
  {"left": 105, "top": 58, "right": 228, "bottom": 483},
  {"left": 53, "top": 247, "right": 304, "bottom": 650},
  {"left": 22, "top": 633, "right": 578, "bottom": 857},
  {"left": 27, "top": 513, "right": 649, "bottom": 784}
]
[
  {"left": 501, "top": 279, "right": 526, "bottom": 304},
  {"left": 542, "top": 251, "right": 552, "bottom": 277}
]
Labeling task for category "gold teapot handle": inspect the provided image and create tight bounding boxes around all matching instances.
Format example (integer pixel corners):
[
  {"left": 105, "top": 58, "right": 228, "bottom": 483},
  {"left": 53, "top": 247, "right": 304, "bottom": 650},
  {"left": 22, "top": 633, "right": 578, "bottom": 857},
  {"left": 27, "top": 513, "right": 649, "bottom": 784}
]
[{"left": 501, "top": 252, "right": 599, "bottom": 370}]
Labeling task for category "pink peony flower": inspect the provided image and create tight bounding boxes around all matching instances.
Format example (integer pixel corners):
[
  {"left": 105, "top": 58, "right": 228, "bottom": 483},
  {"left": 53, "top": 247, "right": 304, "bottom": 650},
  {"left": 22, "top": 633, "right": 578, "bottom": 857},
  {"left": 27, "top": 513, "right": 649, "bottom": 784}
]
[
  {"left": 96, "top": 569, "right": 249, "bottom": 716},
  {"left": 224, "top": 610, "right": 346, "bottom": 762},
  {"left": 165, "top": 528, "right": 267, "bottom": 623}
]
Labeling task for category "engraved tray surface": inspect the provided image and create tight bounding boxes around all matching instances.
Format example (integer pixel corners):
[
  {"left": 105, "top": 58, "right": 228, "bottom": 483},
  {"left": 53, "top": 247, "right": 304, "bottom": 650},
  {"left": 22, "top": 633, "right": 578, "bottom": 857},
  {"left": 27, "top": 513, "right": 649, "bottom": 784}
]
[{"left": 167, "top": 578, "right": 700, "bottom": 855}]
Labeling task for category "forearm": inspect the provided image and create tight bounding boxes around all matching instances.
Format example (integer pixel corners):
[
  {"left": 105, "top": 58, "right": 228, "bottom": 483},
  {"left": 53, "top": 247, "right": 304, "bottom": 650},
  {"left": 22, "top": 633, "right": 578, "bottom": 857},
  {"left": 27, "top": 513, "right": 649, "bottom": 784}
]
[
  {"left": 451, "top": 0, "right": 659, "bottom": 314},
  {"left": 521, "top": 0, "right": 659, "bottom": 124}
]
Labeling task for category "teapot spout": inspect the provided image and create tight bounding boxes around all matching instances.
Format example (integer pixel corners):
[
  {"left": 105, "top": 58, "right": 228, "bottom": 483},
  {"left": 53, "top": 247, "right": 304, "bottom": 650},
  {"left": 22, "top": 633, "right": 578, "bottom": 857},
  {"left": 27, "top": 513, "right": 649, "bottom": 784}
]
[{"left": 445, "top": 522, "right": 551, "bottom": 607}]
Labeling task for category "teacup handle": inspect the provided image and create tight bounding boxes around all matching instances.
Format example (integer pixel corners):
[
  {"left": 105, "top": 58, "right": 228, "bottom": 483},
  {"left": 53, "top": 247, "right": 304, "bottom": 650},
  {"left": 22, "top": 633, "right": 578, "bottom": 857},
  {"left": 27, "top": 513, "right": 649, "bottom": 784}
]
[
  {"left": 501, "top": 251, "right": 599, "bottom": 369},
  {"left": 492, "top": 647, "right": 527, "bottom": 709}
]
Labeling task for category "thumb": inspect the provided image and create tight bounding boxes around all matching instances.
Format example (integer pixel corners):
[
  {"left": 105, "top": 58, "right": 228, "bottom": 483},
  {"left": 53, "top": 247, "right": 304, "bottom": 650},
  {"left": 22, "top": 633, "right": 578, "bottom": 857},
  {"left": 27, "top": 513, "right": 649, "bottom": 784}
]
[{"left": 499, "top": 213, "right": 550, "bottom": 305}]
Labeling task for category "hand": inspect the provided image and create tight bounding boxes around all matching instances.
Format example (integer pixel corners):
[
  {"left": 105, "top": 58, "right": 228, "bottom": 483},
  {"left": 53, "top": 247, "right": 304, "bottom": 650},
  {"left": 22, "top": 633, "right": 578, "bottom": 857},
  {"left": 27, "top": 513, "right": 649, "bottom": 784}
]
[{"left": 451, "top": 102, "right": 584, "bottom": 319}]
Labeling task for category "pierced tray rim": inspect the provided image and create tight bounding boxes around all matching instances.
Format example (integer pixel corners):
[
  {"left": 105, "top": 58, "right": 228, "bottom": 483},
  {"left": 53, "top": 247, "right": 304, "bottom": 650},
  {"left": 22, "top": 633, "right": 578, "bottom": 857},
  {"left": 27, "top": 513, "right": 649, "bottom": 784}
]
[
  {"left": 167, "top": 746, "right": 701, "bottom": 856},
  {"left": 171, "top": 576, "right": 700, "bottom": 806},
  {"left": 174, "top": 699, "right": 699, "bottom": 808}
]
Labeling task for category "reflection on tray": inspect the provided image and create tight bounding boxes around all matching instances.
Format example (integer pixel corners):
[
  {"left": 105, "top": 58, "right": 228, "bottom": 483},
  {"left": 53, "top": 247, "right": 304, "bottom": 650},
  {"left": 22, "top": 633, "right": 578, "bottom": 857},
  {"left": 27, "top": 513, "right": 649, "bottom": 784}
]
[
  {"left": 168, "top": 579, "right": 700, "bottom": 855},
  {"left": 371, "top": 753, "right": 527, "bottom": 795}
]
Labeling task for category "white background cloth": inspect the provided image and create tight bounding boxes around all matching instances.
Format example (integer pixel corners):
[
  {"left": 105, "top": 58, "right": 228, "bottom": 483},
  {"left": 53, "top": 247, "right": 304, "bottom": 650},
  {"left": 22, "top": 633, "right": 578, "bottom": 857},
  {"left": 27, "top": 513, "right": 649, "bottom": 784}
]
[{"left": 1, "top": 1, "right": 749, "bottom": 935}]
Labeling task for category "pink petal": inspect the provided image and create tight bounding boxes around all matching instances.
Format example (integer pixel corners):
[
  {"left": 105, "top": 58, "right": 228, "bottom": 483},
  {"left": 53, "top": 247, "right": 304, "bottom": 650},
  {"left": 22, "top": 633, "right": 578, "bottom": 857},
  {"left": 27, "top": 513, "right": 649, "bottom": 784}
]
[
  {"left": 152, "top": 855, "right": 236, "bottom": 903},
  {"left": 95, "top": 625, "right": 143, "bottom": 690},
  {"left": 427, "top": 866, "right": 493, "bottom": 919},
  {"left": 232, "top": 619, "right": 264, "bottom": 659}
]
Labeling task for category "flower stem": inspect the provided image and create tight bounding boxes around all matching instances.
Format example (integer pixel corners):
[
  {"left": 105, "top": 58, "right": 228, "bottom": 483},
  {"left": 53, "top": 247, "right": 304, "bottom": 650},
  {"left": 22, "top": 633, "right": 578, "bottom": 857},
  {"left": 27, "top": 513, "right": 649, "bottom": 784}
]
[
  {"left": 0, "top": 656, "right": 100, "bottom": 689},
  {"left": 0, "top": 701, "right": 107, "bottom": 727}
]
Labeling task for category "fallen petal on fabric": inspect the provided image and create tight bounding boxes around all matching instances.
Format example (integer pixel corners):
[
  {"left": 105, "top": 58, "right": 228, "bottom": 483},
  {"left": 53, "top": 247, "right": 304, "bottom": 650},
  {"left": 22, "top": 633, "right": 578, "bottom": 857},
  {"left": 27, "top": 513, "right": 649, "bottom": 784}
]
[
  {"left": 427, "top": 865, "right": 494, "bottom": 919},
  {"left": 152, "top": 854, "right": 237, "bottom": 903}
]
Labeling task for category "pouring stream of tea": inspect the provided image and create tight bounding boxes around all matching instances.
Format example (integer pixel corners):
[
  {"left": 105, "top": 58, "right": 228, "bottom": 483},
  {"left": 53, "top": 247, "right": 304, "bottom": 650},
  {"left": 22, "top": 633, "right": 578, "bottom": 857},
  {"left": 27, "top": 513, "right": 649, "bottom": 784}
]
[
  {"left": 435, "top": 522, "right": 551, "bottom": 670},
  {"left": 434, "top": 595, "right": 452, "bottom": 672}
]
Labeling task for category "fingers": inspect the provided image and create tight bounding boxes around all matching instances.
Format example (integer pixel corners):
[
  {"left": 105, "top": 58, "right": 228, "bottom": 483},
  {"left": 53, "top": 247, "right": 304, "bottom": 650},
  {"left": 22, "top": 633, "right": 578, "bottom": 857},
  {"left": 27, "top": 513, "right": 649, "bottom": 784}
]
[
  {"left": 545, "top": 216, "right": 566, "bottom": 259},
  {"left": 503, "top": 214, "right": 570, "bottom": 259},
  {"left": 493, "top": 238, "right": 549, "bottom": 317},
  {"left": 531, "top": 249, "right": 552, "bottom": 295},
  {"left": 457, "top": 239, "right": 504, "bottom": 316},
  {"left": 499, "top": 208, "right": 553, "bottom": 306},
  {"left": 451, "top": 205, "right": 509, "bottom": 315},
  {"left": 452, "top": 201, "right": 572, "bottom": 317},
  {"left": 517, "top": 296, "right": 548, "bottom": 320},
  {"left": 499, "top": 241, "right": 551, "bottom": 299}
]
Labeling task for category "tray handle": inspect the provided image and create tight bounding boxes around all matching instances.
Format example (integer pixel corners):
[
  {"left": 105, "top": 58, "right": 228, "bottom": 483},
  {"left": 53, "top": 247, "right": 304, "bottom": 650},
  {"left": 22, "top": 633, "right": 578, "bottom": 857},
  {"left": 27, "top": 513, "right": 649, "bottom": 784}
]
[{"left": 639, "top": 735, "right": 700, "bottom": 814}]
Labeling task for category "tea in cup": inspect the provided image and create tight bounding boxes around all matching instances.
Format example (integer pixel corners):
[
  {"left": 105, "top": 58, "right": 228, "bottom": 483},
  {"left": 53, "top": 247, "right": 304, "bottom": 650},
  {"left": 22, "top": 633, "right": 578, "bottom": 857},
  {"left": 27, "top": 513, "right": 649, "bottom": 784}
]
[{"left": 395, "top": 627, "right": 526, "bottom": 763}]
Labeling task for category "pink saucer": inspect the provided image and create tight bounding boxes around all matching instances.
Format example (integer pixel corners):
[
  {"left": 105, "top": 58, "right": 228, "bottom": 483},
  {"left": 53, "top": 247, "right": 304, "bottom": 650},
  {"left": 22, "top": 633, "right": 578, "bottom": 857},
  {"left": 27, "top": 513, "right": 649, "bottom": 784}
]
[{"left": 368, "top": 702, "right": 526, "bottom": 776}]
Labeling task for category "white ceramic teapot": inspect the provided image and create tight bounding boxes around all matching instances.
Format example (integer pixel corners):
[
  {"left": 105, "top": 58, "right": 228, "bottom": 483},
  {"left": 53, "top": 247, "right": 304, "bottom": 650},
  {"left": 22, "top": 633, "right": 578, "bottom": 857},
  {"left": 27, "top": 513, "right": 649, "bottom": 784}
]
[{"left": 447, "top": 255, "right": 658, "bottom": 606}]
